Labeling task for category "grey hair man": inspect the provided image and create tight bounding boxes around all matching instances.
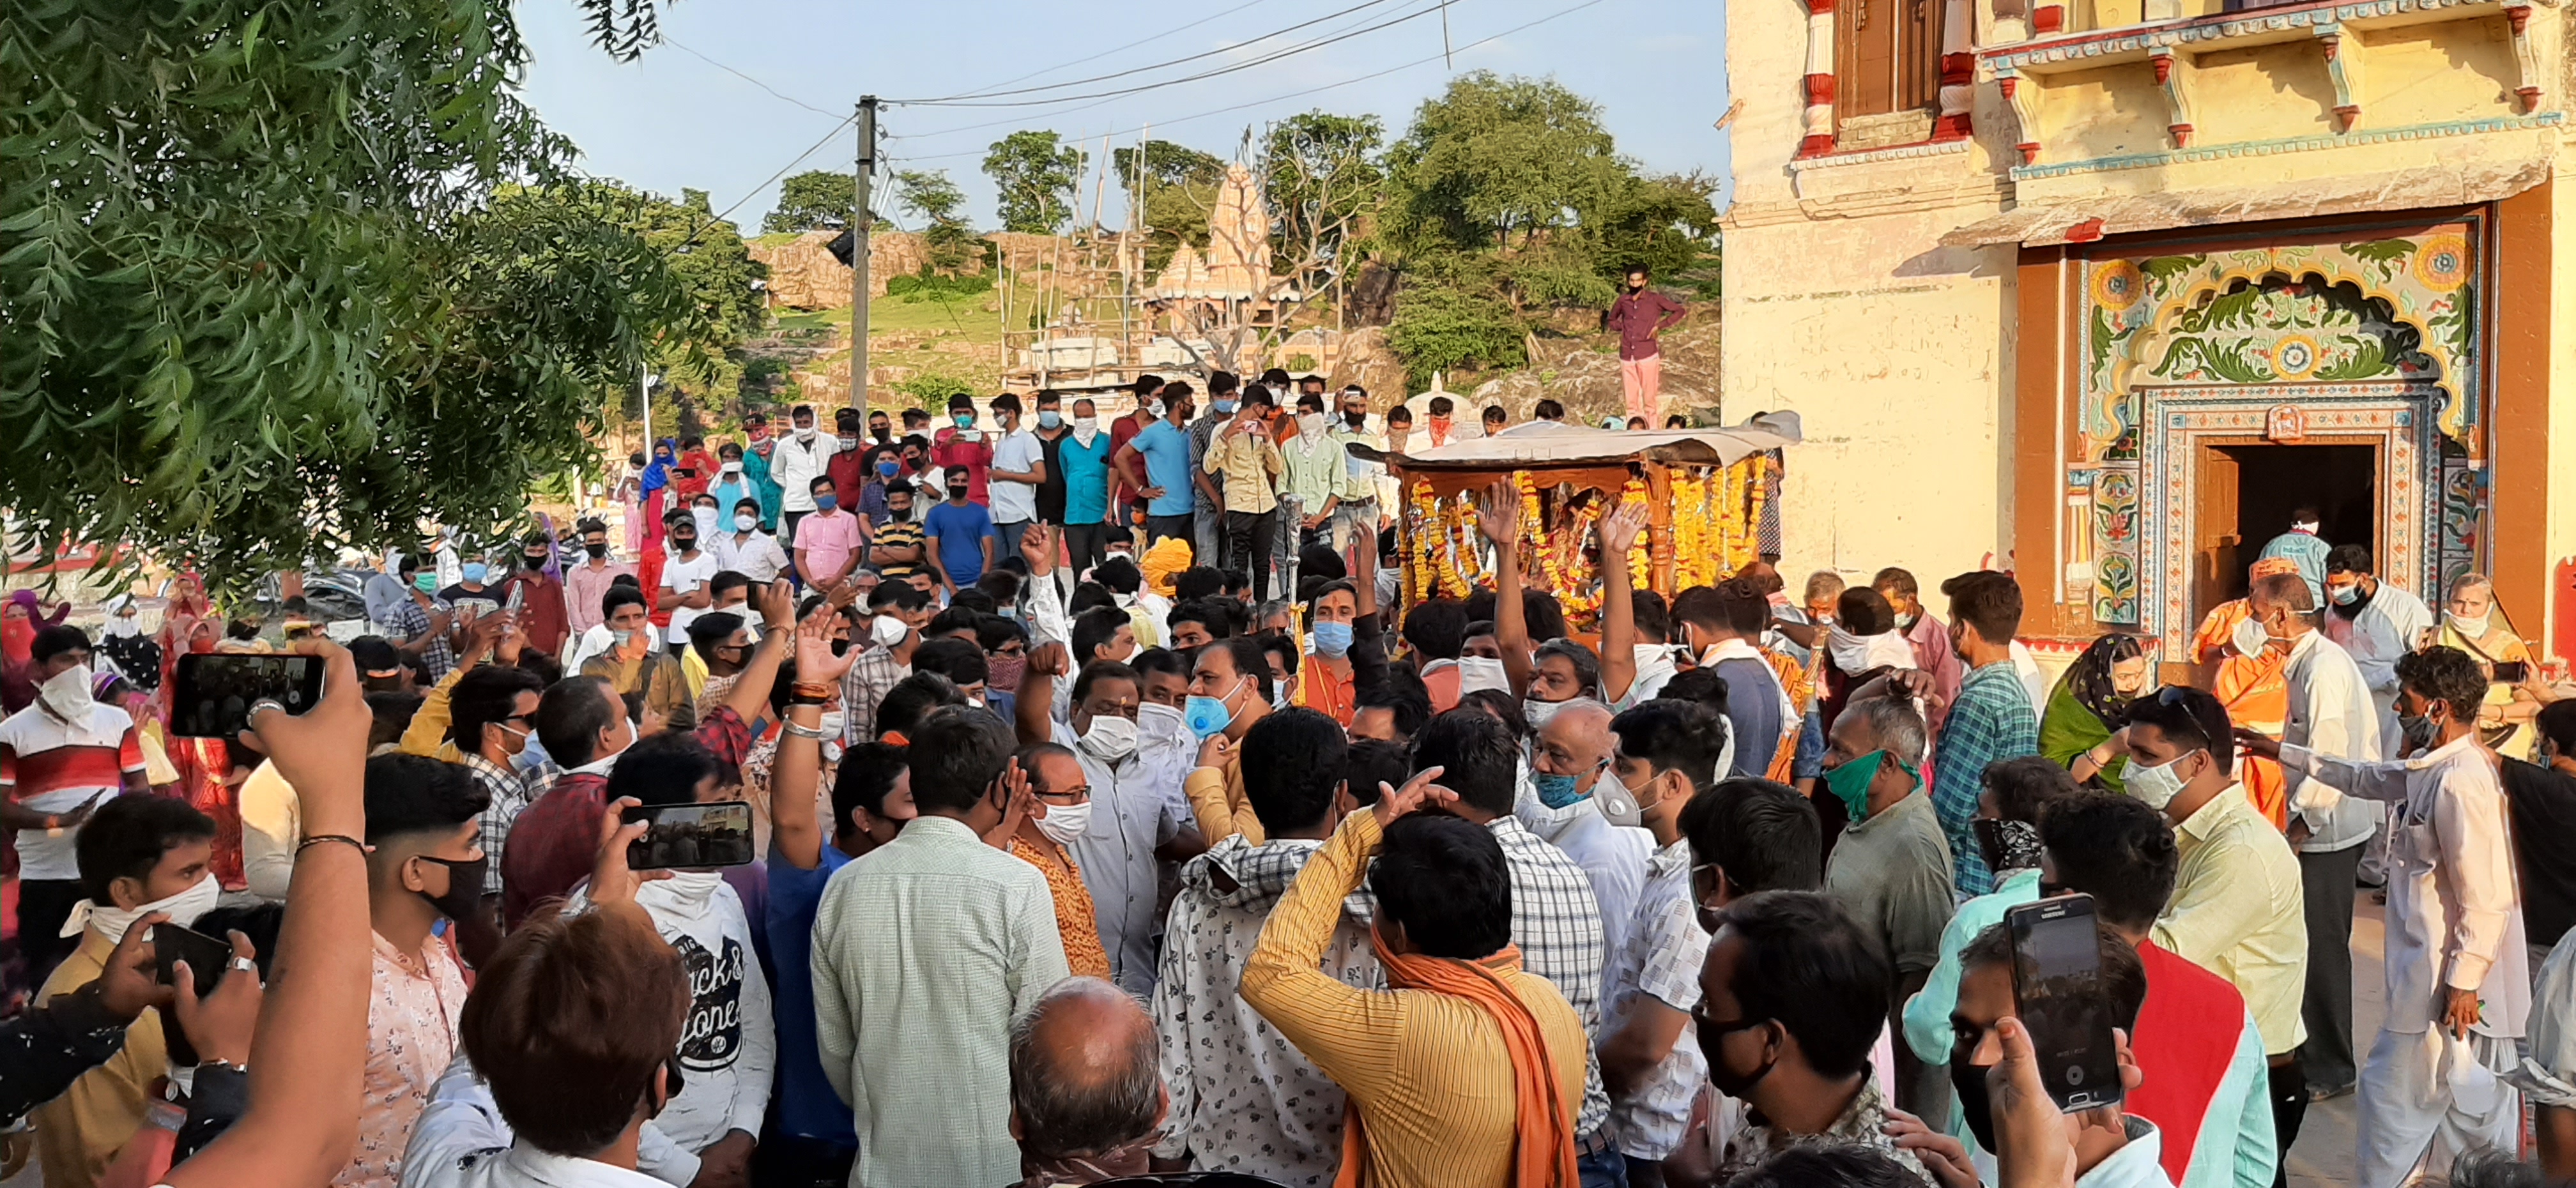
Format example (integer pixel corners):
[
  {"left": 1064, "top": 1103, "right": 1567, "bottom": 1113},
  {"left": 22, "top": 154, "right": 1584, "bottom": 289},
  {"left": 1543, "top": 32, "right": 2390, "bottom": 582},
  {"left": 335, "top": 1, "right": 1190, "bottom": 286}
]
[
  {"left": 1818, "top": 692, "right": 1954, "bottom": 1118},
  {"left": 1009, "top": 977, "right": 1166, "bottom": 1186}
]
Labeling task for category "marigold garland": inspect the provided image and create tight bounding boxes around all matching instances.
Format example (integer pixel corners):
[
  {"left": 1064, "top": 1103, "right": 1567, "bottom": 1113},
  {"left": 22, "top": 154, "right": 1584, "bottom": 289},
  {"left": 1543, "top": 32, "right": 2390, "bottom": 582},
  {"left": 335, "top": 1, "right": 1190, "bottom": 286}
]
[{"left": 1397, "top": 460, "right": 1768, "bottom": 618}]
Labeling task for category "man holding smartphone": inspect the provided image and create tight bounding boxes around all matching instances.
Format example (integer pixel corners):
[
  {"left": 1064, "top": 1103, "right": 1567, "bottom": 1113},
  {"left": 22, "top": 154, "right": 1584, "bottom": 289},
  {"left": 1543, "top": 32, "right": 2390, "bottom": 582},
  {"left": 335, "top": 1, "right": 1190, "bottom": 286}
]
[{"left": 0, "top": 627, "right": 154, "bottom": 981}]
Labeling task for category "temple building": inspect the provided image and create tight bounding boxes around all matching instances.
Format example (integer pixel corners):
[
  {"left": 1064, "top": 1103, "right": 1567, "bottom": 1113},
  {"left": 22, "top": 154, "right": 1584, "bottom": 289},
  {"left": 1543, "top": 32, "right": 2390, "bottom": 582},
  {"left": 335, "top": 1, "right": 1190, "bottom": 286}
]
[{"left": 1719, "top": 0, "right": 2568, "bottom": 662}]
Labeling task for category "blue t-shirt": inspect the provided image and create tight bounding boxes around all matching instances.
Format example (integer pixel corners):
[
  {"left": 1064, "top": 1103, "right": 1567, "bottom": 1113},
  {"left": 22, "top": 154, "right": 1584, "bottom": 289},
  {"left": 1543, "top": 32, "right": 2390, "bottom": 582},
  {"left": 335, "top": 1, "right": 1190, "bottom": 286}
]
[
  {"left": 765, "top": 842, "right": 854, "bottom": 1146},
  {"left": 1130, "top": 420, "right": 1197, "bottom": 517},
  {"left": 923, "top": 498, "right": 996, "bottom": 586},
  {"left": 1057, "top": 432, "right": 1117, "bottom": 526}
]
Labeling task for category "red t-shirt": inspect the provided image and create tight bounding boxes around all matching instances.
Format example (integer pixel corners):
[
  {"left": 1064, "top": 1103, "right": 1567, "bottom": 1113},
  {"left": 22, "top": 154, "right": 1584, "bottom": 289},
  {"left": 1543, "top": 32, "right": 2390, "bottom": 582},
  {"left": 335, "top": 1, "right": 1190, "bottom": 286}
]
[
  {"left": 2129, "top": 941, "right": 2254, "bottom": 1186},
  {"left": 1109, "top": 413, "right": 1149, "bottom": 508},
  {"left": 931, "top": 428, "right": 994, "bottom": 505}
]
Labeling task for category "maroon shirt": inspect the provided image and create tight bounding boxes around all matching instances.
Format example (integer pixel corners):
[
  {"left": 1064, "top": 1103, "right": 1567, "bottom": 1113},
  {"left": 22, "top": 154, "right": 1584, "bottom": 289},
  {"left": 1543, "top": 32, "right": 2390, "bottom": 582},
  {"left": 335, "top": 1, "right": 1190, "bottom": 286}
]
[
  {"left": 1608, "top": 289, "right": 1688, "bottom": 360},
  {"left": 827, "top": 445, "right": 868, "bottom": 510},
  {"left": 499, "top": 705, "right": 753, "bottom": 927},
  {"left": 495, "top": 571, "right": 569, "bottom": 659}
]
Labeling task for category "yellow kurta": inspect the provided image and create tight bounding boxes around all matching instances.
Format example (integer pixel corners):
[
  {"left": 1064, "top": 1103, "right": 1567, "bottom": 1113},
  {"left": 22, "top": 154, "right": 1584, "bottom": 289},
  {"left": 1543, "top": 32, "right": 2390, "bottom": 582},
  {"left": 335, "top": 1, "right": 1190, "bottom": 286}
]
[
  {"left": 1184, "top": 752, "right": 1267, "bottom": 847},
  {"left": 1239, "top": 811, "right": 1588, "bottom": 1188},
  {"left": 32, "top": 930, "right": 167, "bottom": 1188}
]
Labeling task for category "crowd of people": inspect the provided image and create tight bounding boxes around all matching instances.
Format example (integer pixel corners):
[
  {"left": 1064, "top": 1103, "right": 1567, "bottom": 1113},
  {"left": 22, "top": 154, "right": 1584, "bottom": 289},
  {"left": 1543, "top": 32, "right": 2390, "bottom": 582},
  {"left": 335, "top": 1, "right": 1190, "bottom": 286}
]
[{"left": 0, "top": 379, "right": 2566, "bottom": 1188}]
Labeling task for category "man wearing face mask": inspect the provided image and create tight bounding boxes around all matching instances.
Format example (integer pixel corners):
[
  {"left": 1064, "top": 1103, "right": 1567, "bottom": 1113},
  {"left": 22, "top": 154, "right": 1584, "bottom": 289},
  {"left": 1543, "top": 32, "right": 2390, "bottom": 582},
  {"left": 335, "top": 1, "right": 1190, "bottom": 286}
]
[
  {"left": 2040, "top": 791, "right": 2279, "bottom": 1188},
  {"left": 709, "top": 441, "right": 756, "bottom": 525},
  {"left": 1608, "top": 266, "right": 1687, "bottom": 423},
  {"left": 2244, "top": 569, "right": 2381, "bottom": 1108},
  {"left": 1696, "top": 890, "right": 1922, "bottom": 1183},
  {"left": 1000, "top": 743, "right": 1112, "bottom": 982},
  {"left": 2244, "top": 646, "right": 2530, "bottom": 1185},
  {"left": 1873, "top": 568, "right": 1964, "bottom": 731},
  {"left": 710, "top": 498, "right": 789, "bottom": 586},
  {"left": 1, "top": 627, "right": 154, "bottom": 979},
  {"left": 772, "top": 404, "right": 840, "bottom": 546},
  {"left": 1522, "top": 699, "right": 1654, "bottom": 963},
  {"left": 32, "top": 795, "right": 218, "bottom": 1188},
  {"left": 1926, "top": 571, "right": 2042, "bottom": 899},
  {"left": 931, "top": 393, "right": 995, "bottom": 504},
  {"left": 986, "top": 392, "right": 1048, "bottom": 563},
  {"left": 564, "top": 518, "right": 634, "bottom": 644},
  {"left": 341, "top": 755, "right": 487, "bottom": 1188},
  {"left": 1054, "top": 397, "right": 1116, "bottom": 585},
  {"left": 1818, "top": 694, "right": 1955, "bottom": 1117},
  {"left": 443, "top": 664, "right": 544, "bottom": 940},
  {"left": 441, "top": 558, "right": 504, "bottom": 623},
  {"left": 1596, "top": 699, "right": 1728, "bottom": 1181},
  {"left": 2320, "top": 545, "right": 2432, "bottom": 743},
  {"left": 1943, "top": 920, "right": 2170, "bottom": 1188},
  {"left": 2119, "top": 687, "right": 2308, "bottom": 1169},
  {"left": 1671, "top": 581, "right": 1798, "bottom": 781},
  {"left": 842, "top": 583, "right": 933, "bottom": 745},
  {"left": 1181, "top": 637, "right": 1278, "bottom": 846},
  {"left": 568, "top": 735, "right": 773, "bottom": 1188},
  {"left": 1280, "top": 390, "right": 1345, "bottom": 552},
  {"left": 827, "top": 409, "right": 869, "bottom": 512},
  {"left": 491, "top": 535, "right": 569, "bottom": 658},
  {"left": 1016, "top": 648, "right": 1203, "bottom": 998},
  {"left": 656, "top": 507, "right": 718, "bottom": 658},
  {"left": 1328, "top": 385, "right": 1384, "bottom": 549}
]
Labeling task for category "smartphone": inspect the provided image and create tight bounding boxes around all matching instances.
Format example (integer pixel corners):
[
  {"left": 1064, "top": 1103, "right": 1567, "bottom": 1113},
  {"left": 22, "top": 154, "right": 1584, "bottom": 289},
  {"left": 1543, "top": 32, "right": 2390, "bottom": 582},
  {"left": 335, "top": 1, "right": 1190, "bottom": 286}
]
[
  {"left": 2494, "top": 660, "right": 2531, "bottom": 683},
  {"left": 506, "top": 582, "right": 527, "bottom": 613},
  {"left": 152, "top": 923, "right": 234, "bottom": 997},
  {"left": 621, "top": 800, "right": 756, "bottom": 870},
  {"left": 2004, "top": 894, "right": 2125, "bottom": 1112},
  {"left": 171, "top": 654, "right": 323, "bottom": 738}
]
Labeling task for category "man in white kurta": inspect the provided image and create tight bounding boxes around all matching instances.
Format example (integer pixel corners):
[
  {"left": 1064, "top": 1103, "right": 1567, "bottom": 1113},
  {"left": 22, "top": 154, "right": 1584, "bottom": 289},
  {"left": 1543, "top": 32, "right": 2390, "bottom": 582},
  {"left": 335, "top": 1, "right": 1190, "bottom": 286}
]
[
  {"left": 2321, "top": 545, "right": 2435, "bottom": 743},
  {"left": 2262, "top": 648, "right": 2528, "bottom": 1188}
]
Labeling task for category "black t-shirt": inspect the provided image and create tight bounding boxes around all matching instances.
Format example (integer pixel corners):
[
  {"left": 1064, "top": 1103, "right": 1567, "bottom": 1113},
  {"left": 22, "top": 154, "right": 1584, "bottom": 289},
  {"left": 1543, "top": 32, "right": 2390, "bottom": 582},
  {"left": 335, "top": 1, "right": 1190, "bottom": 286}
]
[
  {"left": 1036, "top": 430, "right": 1070, "bottom": 524},
  {"left": 2500, "top": 756, "right": 2576, "bottom": 947}
]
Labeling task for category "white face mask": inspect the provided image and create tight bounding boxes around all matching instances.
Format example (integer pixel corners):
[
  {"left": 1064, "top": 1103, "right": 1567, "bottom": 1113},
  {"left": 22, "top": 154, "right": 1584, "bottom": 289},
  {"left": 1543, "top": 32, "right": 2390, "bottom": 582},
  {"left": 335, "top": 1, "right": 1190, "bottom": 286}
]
[
  {"left": 1073, "top": 416, "right": 1099, "bottom": 436},
  {"left": 68, "top": 872, "right": 220, "bottom": 943},
  {"left": 1456, "top": 657, "right": 1509, "bottom": 695},
  {"left": 2230, "top": 615, "right": 2270, "bottom": 659},
  {"left": 1034, "top": 799, "right": 1093, "bottom": 848},
  {"left": 2450, "top": 612, "right": 2492, "bottom": 639},
  {"left": 691, "top": 508, "right": 719, "bottom": 540},
  {"left": 734, "top": 513, "right": 758, "bottom": 533},
  {"left": 1137, "top": 701, "right": 1191, "bottom": 749},
  {"left": 795, "top": 425, "right": 817, "bottom": 441},
  {"left": 38, "top": 664, "right": 94, "bottom": 723},
  {"left": 1523, "top": 697, "right": 1571, "bottom": 731},
  {"left": 654, "top": 869, "right": 728, "bottom": 911},
  {"left": 1296, "top": 412, "right": 1327, "bottom": 439},
  {"left": 873, "top": 614, "right": 910, "bottom": 648},
  {"left": 2124, "top": 750, "right": 2197, "bottom": 812},
  {"left": 1077, "top": 713, "right": 1139, "bottom": 762},
  {"left": 817, "top": 710, "right": 847, "bottom": 743}
]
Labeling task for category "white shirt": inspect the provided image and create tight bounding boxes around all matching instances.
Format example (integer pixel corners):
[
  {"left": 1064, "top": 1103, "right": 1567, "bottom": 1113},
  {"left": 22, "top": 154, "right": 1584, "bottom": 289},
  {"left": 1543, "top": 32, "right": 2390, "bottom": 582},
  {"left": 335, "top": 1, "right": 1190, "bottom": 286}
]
[
  {"left": 565, "top": 623, "right": 614, "bottom": 672},
  {"left": 1049, "top": 719, "right": 1191, "bottom": 998},
  {"left": 2009, "top": 641, "right": 2049, "bottom": 711},
  {"left": 1151, "top": 837, "right": 1378, "bottom": 1185},
  {"left": 566, "top": 877, "right": 774, "bottom": 1161},
  {"left": 989, "top": 429, "right": 1043, "bottom": 524},
  {"left": 2279, "top": 631, "right": 2386, "bottom": 851},
  {"left": 709, "top": 531, "right": 788, "bottom": 585},
  {"left": 1514, "top": 788, "right": 1653, "bottom": 966},
  {"left": 769, "top": 434, "right": 838, "bottom": 514},
  {"left": 402, "top": 1056, "right": 704, "bottom": 1188},
  {"left": 657, "top": 551, "right": 719, "bottom": 644},
  {"left": 1604, "top": 839, "right": 1709, "bottom": 1159},
  {"left": 2283, "top": 735, "right": 2529, "bottom": 1036},
  {"left": 2324, "top": 581, "right": 2434, "bottom": 696}
]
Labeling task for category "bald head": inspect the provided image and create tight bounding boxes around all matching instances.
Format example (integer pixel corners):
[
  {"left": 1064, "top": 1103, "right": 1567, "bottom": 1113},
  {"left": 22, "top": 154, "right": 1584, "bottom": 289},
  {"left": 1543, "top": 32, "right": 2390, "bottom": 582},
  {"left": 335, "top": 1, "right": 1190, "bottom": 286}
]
[
  {"left": 1009, "top": 977, "right": 1164, "bottom": 1161},
  {"left": 1534, "top": 698, "right": 1616, "bottom": 793}
]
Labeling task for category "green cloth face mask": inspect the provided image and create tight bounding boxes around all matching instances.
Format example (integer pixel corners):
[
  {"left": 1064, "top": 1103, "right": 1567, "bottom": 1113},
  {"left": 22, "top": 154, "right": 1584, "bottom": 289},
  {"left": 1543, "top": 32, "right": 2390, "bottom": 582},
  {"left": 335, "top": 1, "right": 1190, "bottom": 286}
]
[{"left": 1823, "top": 749, "right": 1916, "bottom": 823}]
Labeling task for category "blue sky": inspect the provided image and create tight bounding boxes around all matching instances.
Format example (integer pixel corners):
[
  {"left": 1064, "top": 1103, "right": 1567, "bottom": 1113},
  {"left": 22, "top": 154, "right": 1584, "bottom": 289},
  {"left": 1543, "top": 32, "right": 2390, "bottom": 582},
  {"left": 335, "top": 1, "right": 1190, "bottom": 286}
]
[{"left": 516, "top": 0, "right": 1731, "bottom": 233}]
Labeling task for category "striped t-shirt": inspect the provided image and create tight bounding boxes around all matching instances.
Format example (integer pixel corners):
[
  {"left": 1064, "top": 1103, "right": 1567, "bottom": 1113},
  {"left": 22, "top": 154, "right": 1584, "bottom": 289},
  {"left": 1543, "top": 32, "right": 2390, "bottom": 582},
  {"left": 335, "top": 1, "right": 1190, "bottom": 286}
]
[{"left": 0, "top": 703, "right": 143, "bottom": 880}]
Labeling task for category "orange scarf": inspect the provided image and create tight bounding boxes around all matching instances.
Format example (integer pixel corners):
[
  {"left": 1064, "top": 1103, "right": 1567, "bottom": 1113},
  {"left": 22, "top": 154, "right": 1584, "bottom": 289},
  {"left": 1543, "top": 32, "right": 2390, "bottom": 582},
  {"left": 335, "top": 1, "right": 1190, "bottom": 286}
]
[{"left": 1338, "top": 927, "right": 1577, "bottom": 1188}]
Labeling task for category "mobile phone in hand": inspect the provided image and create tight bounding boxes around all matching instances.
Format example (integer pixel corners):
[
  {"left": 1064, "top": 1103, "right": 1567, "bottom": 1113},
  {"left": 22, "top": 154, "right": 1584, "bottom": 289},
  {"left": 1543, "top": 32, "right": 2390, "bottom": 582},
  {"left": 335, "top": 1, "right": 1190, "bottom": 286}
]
[
  {"left": 171, "top": 654, "right": 323, "bottom": 738},
  {"left": 2004, "top": 894, "right": 2125, "bottom": 1112},
  {"left": 153, "top": 923, "right": 234, "bottom": 998},
  {"left": 2494, "top": 660, "right": 2531, "bottom": 684},
  {"left": 620, "top": 800, "right": 755, "bottom": 870}
]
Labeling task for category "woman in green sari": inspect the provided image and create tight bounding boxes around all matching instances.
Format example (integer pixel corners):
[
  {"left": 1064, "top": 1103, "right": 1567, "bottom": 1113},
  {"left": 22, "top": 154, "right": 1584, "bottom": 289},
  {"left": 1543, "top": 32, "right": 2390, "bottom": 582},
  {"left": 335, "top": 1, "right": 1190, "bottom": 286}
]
[{"left": 2039, "top": 633, "right": 2153, "bottom": 795}]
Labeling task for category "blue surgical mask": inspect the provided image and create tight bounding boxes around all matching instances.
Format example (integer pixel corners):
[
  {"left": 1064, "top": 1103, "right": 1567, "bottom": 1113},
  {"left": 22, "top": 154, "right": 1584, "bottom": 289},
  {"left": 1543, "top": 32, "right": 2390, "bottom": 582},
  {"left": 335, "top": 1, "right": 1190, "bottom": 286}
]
[
  {"left": 1311, "top": 621, "right": 1353, "bottom": 658},
  {"left": 814, "top": 494, "right": 838, "bottom": 513},
  {"left": 1532, "top": 770, "right": 1588, "bottom": 809},
  {"left": 953, "top": 412, "right": 976, "bottom": 428},
  {"left": 1213, "top": 399, "right": 1239, "bottom": 415},
  {"left": 1184, "top": 680, "right": 1245, "bottom": 740},
  {"left": 461, "top": 563, "right": 487, "bottom": 584},
  {"left": 878, "top": 460, "right": 900, "bottom": 477},
  {"left": 1038, "top": 411, "right": 1062, "bottom": 429}
]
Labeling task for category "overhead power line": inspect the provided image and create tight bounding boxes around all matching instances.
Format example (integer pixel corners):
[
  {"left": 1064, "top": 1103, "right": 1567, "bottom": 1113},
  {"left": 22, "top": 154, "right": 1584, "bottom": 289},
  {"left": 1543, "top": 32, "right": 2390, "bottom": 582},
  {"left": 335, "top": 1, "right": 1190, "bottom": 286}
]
[
  {"left": 887, "top": 0, "right": 1408, "bottom": 105},
  {"left": 663, "top": 37, "right": 843, "bottom": 118},
  {"left": 958, "top": 0, "right": 1287, "bottom": 97},
  {"left": 887, "top": 0, "right": 1450, "bottom": 109}
]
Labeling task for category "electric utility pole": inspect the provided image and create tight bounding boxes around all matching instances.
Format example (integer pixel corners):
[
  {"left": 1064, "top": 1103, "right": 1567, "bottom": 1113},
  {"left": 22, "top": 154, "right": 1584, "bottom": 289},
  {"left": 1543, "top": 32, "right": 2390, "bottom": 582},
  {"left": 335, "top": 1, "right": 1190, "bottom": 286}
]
[{"left": 852, "top": 96, "right": 878, "bottom": 418}]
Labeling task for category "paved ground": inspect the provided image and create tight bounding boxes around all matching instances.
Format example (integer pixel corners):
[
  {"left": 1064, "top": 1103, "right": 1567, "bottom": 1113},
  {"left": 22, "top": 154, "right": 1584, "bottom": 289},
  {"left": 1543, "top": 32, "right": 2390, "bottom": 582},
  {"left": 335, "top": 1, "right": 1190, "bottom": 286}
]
[{"left": 2287, "top": 894, "right": 2382, "bottom": 1188}]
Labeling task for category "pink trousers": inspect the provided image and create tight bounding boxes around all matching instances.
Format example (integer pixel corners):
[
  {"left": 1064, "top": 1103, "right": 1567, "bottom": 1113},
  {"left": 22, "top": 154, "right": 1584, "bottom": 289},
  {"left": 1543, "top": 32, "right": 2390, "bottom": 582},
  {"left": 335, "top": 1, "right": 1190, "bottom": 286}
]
[{"left": 1621, "top": 354, "right": 1662, "bottom": 423}]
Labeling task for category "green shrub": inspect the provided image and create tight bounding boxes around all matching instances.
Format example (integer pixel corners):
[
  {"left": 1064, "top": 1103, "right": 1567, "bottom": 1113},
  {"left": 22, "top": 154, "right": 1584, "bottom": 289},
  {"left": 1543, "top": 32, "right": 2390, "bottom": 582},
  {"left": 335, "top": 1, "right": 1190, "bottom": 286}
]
[
  {"left": 887, "top": 270, "right": 995, "bottom": 301},
  {"left": 894, "top": 372, "right": 976, "bottom": 407},
  {"left": 1387, "top": 285, "right": 1528, "bottom": 386}
]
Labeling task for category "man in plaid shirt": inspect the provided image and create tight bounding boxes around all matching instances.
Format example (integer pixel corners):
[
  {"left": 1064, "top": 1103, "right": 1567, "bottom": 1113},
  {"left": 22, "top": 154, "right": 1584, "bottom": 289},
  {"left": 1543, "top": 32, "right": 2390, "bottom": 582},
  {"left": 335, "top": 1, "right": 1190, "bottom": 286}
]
[
  {"left": 841, "top": 583, "right": 933, "bottom": 745},
  {"left": 1410, "top": 710, "right": 1616, "bottom": 1168},
  {"left": 443, "top": 664, "right": 547, "bottom": 900},
  {"left": 1926, "top": 572, "right": 2041, "bottom": 897}
]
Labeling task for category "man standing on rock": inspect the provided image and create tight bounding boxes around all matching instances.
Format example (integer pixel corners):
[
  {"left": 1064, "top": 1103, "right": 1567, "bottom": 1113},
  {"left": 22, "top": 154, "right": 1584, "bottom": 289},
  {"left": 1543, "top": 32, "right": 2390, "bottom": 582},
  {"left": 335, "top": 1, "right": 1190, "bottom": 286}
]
[{"left": 1607, "top": 265, "right": 1688, "bottom": 424}]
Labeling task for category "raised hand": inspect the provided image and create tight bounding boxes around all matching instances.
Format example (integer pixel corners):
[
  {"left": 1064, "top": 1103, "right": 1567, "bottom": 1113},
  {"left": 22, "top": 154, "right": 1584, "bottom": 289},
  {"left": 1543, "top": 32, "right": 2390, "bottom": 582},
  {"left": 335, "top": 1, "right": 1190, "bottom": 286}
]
[
  {"left": 243, "top": 640, "right": 367, "bottom": 834},
  {"left": 1020, "top": 523, "right": 1058, "bottom": 579},
  {"left": 795, "top": 607, "right": 859, "bottom": 685},
  {"left": 1370, "top": 766, "right": 1458, "bottom": 830},
  {"left": 1598, "top": 502, "right": 1650, "bottom": 559},
  {"left": 590, "top": 796, "right": 670, "bottom": 907},
  {"left": 981, "top": 759, "right": 1034, "bottom": 849},
  {"left": 753, "top": 579, "right": 797, "bottom": 631},
  {"left": 1473, "top": 478, "right": 1519, "bottom": 547},
  {"left": 95, "top": 912, "right": 176, "bottom": 1022},
  {"left": 1025, "top": 641, "right": 1071, "bottom": 680},
  {"left": 172, "top": 929, "right": 262, "bottom": 1067}
]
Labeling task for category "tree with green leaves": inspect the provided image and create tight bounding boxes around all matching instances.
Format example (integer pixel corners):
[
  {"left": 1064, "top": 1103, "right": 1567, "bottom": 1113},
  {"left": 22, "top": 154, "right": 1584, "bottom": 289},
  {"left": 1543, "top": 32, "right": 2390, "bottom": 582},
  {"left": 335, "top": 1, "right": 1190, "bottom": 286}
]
[
  {"left": 1112, "top": 141, "right": 1225, "bottom": 191},
  {"left": 893, "top": 169, "right": 978, "bottom": 275},
  {"left": 1383, "top": 72, "right": 1629, "bottom": 252},
  {"left": 1110, "top": 141, "right": 1226, "bottom": 274},
  {"left": 983, "top": 132, "right": 1089, "bottom": 235},
  {"left": 1261, "top": 111, "right": 1385, "bottom": 324},
  {"left": 765, "top": 169, "right": 858, "bottom": 234},
  {"left": 0, "top": 0, "right": 705, "bottom": 590}
]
